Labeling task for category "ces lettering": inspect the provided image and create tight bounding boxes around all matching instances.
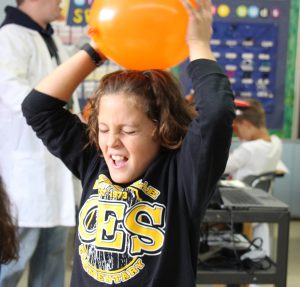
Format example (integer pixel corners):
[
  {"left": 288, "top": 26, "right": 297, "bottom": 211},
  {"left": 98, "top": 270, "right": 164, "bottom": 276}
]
[{"left": 79, "top": 197, "right": 165, "bottom": 256}]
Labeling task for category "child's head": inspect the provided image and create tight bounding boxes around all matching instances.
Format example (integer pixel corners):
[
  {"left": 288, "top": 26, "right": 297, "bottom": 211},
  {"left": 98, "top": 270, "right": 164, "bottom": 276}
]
[
  {"left": 233, "top": 98, "right": 267, "bottom": 140},
  {"left": 87, "top": 69, "right": 196, "bottom": 183}
]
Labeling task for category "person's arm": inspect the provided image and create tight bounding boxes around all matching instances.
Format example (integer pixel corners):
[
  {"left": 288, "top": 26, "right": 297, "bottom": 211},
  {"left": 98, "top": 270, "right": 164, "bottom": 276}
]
[
  {"left": 178, "top": 0, "right": 235, "bottom": 218},
  {"left": 22, "top": 44, "right": 106, "bottom": 179},
  {"left": 35, "top": 43, "right": 106, "bottom": 103},
  {"left": 224, "top": 146, "right": 251, "bottom": 176},
  {"left": 276, "top": 160, "right": 289, "bottom": 175}
]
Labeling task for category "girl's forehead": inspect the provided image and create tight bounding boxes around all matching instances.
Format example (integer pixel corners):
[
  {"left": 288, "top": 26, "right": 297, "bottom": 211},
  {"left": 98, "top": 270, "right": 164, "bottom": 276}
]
[
  {"left": 100, "top": 92, "right": 147, "bottom": 109},
  {"left": 97, "top": 96, "right": 153, "bottom": 127},
  {"left": 98, "top": 93, "right": 149, "bottom": 118}
]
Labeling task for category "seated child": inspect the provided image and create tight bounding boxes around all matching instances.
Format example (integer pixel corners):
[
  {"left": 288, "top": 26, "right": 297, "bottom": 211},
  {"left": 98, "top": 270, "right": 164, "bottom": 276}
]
[{"left": 225, "top": 98, "right": 285, "bottom": 256}]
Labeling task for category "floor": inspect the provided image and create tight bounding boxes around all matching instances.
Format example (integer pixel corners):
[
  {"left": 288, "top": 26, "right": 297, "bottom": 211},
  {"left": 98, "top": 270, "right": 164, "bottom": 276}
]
[{"left": 17, "top": 220, "right": 300, "bottom": 287}]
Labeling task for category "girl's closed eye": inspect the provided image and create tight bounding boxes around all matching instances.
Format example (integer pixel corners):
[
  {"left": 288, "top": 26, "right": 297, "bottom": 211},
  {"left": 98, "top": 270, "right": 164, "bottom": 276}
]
[
  {"left": 122, "top": 129, "right": 137, "bottom": 135},
  {"left": 98, "top": 125, "right": 109, "bottom": 133}
]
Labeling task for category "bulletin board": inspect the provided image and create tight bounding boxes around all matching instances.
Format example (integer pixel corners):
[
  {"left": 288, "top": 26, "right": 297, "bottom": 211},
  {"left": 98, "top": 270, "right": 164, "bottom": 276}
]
[
  {"left": 55, "top": 0, "right": 299, "bottom": 138},
  {"left": 177, "top": 0, "right": 299, "bottom": 138}
]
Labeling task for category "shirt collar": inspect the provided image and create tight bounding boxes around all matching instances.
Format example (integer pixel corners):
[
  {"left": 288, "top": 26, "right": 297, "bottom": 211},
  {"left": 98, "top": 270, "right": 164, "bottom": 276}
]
[{"left": 1, "top": 6, "right": 54, "bottom": 36}]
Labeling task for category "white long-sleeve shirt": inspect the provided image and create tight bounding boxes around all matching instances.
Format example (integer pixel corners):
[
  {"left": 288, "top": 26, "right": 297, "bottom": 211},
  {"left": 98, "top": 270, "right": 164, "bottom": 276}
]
[
  {"left": 0, "top": 23, "right": 76, "bottom": 227},
  {"left": 225, "top": 135, "right": 282, "bottom": 180}
]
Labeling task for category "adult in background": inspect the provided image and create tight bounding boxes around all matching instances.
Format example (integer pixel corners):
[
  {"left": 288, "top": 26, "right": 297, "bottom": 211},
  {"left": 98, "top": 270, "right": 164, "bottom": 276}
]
[{"left": 0, "top": 1, "right": 76, "bottom": 286}]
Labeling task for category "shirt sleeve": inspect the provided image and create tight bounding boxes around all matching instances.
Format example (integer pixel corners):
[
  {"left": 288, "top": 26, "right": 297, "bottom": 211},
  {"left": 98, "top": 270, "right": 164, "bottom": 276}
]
[
  {"left": 21, "top": 89, "right": 98, "bottom": 180},
  {"left": 177, "top": 59, "right": 235, "bottom": 218},
  {"left": 224, "top": 145, "right": 252, "bottom": 176},
  {"left": 0, "top": 28, "right": 33, "bottom": 112}
]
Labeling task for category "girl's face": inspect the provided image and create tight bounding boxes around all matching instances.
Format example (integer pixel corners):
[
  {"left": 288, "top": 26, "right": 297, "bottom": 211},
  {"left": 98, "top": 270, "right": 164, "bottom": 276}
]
[{"left": 97, "top": 93, "right": 161, "bottom": 184}]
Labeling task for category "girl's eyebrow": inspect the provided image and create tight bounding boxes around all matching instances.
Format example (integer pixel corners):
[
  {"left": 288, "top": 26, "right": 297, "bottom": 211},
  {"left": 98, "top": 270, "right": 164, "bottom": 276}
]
[{"left": 98, "top": 122, "right": 139, "bottom": 128}]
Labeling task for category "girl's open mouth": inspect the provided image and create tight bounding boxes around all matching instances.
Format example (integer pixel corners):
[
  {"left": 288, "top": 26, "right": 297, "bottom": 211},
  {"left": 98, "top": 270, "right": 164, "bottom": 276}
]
[{"left": 111, "top": 155, "right": 128, "bottom": 168}]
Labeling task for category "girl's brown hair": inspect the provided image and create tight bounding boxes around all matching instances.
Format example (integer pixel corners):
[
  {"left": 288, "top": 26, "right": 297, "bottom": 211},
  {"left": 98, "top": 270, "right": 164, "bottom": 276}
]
[
  {"left": 0, "top": 177, "right": 19, "bottom": 263},
  {"left": 87, "top": 69, "right": 197, "bottom": 150}
]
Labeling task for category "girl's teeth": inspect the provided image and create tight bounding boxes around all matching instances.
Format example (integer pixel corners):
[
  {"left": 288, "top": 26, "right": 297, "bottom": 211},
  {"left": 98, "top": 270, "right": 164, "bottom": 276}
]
[{"left": 112, "top": 155, "right": 125, "bottom": 161}]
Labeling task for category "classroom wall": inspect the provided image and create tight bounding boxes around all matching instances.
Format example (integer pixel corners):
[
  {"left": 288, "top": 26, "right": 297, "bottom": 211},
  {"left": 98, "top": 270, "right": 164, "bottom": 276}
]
[
  {"left": 273, "top": 140, "right": 300, "bottom": 218},
  {"left": 0, "top": 0, "right": 14, "bottom": 22}
]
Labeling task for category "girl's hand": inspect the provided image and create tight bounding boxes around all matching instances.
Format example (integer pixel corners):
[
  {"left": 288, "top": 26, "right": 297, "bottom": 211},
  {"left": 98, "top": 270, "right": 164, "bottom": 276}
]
[{"left": 181, "top": 0, "right": 215, "bottom": 61}]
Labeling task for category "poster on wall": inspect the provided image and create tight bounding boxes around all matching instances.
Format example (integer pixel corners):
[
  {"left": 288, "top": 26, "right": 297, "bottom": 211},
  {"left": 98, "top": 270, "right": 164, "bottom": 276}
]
[{"left": 66, "top": 0, "right": 93, "bottom": 26}]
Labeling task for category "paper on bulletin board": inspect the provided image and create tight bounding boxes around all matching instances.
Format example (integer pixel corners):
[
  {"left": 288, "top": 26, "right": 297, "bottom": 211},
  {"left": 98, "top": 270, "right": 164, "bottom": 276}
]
[{"left": 66, "top": 0, "right": 93, "bottom": 26}]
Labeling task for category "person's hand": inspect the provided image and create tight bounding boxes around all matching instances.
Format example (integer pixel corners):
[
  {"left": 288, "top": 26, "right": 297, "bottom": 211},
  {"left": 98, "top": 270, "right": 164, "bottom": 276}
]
[
  {"left": 181, "top": 0, "right": 215, "bottom": 61},
  {"left": 181, "top": 0, "right": 212, "bottom": 46}
]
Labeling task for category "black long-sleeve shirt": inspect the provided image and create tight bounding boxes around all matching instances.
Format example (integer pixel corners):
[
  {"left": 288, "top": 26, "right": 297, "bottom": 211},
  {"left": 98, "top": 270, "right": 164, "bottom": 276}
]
[{"left": 22, "top": 59, "right": 235, "bottom": 287}]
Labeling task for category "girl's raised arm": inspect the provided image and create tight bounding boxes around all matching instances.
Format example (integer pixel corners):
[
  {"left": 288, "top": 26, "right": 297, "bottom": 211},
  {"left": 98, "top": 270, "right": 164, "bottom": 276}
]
[{"left": 35, "top": 43, "right": 106, "bottom": 102}]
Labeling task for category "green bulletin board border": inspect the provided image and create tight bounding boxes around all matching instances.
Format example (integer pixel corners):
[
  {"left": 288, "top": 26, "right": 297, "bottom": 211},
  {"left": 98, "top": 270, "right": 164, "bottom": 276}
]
[{"left": 275, "top": 0, "right": 300, "bottom": 138}]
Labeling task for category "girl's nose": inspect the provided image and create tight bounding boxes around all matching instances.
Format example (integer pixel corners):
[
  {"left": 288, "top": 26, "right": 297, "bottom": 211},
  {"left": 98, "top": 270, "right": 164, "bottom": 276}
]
[{"left": 107, "top": 132, "right": 121, "bottom": 147}]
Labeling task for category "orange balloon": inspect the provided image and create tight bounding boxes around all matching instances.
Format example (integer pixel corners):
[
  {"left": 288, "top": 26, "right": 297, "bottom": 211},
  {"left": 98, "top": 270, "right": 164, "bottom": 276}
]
[{"left": 89, "top": 0, "right": 189, "bottom": 70}]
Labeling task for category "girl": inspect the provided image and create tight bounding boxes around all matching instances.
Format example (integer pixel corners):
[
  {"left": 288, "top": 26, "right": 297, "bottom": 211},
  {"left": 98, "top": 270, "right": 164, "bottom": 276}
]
[{"left": 22, "top": 0, "right": 235, "bottom": 286}]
